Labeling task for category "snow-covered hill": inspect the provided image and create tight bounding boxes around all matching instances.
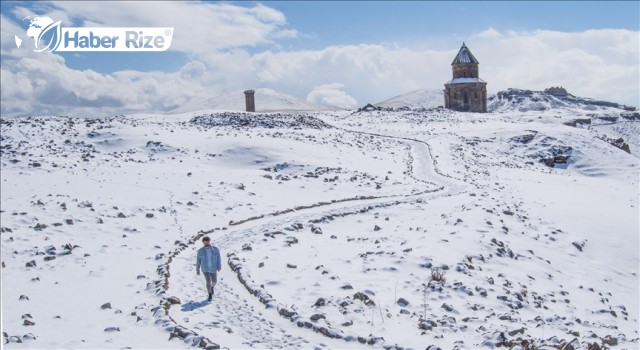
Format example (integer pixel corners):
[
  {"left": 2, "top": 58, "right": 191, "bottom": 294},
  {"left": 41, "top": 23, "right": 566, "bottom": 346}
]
[
  {"left": 488, "top": 87, "right": 637, "bottom": 114},
  {"left": 172, "top": 88, "right": 334, "bottom": 113},
  {"left": 375, "top": 89, "right": 444, "bottom": 109},
  {"left": 1, "top": 93, "right": 638, "bottom": 349}
]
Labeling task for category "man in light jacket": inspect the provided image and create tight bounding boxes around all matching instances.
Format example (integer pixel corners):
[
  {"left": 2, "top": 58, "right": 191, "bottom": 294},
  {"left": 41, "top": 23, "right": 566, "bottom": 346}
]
[{"left": 196, "top": 236, "right": 221, "bottom": 301}]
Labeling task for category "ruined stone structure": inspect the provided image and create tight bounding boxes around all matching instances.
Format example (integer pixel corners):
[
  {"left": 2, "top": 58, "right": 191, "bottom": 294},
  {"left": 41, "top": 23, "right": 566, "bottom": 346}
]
[
  {"left": 244, "top": 90, "right": 255, "bottom": 112},
  {"left": 444, "top": 43, "right": 487, "bottom": 112}
]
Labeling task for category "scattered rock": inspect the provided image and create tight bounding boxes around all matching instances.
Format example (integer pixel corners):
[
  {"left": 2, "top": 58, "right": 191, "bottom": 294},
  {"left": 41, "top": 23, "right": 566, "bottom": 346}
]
[
  {"left": 602, "top": 335, "right": 618, "bottom": 346},
  {"left": 441, "top": 303, "right": 454, "bottom": 312},
  {"left": 313, "top": 298, "right": 326, "bottom": 307},
  {"left": 19, "top": 295, "right": 29, "bottom": 301},
  {"left": 310, "top": 314, "right": 326, "bottom": 321},
  {"left": 146, "top": 213, "right": 154, "bottom": 218},
  {"left": 117, "top": 212, "right": 126, "bottom": 218},
  {"left": 25, "top": 260, "right": 36, "bottom": 268},
  {"left": 33, "top": 223, "right": 47, "bottom": 231},
  {"left": 572, "top": 241, "right": 586, "bottom": 252},
  {"left": 104, "top": 327, "right": 120, "bottom": 332},
  {"left": 101, "top": 302, "right": 112, "bottom": 310},
  {"left": 167, "top": 296, "right": 181, "bottom": 305},
  {"left": 23, "top": 319, "right": 35, "bottom": 326},
  {"left": 286, "top": 264, "right": 297, "bottom": 269},
  {"left": 397, "top": 298, "right": 409, "bottom": 307},
  {"left": 374, "top": 225, "right": 382, "bottom": 231}
]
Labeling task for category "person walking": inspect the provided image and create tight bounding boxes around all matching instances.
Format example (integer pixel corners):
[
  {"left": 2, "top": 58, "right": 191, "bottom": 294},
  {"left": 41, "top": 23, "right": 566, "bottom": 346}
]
[{"left": 196, "top": 236, "right": 221, "bottom": 301}]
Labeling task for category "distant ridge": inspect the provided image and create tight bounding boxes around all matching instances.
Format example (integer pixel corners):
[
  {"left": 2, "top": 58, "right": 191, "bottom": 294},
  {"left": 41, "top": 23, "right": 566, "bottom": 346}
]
[
  {"left": 374, "top": 89, "right": 444, "bottom": 109},
  {"left": 488, "top": 88, "right": 637, "bottom": 113},
  {"left": 172, "top": 88, "right": 337, "bottom": 113}
]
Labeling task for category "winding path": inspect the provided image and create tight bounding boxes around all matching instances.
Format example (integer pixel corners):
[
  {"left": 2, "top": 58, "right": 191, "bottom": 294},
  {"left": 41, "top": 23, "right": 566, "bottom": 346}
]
[{"left": 154, "top": 117, "right": 471, "bottom": 349}]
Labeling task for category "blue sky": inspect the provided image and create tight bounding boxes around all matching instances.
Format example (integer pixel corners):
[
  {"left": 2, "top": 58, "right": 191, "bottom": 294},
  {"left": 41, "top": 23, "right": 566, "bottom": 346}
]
[
  {"left": 1, "top": 1, "right": 638, "bottom": 116},
  {"left": 266, "top": 1, "right": 640, "bottom": 47}
]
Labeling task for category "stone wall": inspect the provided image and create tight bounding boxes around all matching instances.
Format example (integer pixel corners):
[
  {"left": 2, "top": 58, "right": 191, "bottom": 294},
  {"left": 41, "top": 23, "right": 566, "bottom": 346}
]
[{"left": 445, "top": 83, "right": 487, "bottom": 112}]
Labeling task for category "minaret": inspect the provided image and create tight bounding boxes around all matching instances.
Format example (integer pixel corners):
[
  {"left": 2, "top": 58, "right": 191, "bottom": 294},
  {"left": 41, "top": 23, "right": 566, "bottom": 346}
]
[
  {"left": 444, "top": 43, "right": 487, "bottom": 112},
  {"left": 244, "top": 90, "right": 255, "bottom": 112}
]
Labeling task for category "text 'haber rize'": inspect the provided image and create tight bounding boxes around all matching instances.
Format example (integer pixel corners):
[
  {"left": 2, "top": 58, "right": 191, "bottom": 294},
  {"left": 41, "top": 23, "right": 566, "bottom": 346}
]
[{"left": 63, "top": 30, "right": 166, "bottom": 49}]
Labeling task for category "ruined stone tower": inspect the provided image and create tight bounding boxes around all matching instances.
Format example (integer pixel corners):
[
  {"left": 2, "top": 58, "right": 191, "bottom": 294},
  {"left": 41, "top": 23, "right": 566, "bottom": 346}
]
[
  {"left": 444, "top": 43, "right": 487, "bottom": 112},
  {"left": 244, "top": 90, "right": 255, "bottom": 112}
]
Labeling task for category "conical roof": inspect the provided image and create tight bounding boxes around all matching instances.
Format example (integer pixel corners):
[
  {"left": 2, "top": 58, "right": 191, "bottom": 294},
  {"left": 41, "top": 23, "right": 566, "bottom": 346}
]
[{"left": 451, "top": 42, "right": 479, "bottom": 65}]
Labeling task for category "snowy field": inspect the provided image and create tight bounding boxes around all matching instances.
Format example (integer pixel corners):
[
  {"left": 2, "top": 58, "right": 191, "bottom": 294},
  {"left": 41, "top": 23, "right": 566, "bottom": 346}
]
[{"left": 1, "top": 90, "right": 638, "bottom": 349}]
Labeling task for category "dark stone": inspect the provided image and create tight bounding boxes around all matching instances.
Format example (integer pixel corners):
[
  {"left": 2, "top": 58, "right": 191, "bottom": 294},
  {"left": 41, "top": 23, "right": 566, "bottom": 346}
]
[
  {"left": 23, "top": 319, "right": 35, "bottom": 326},
  {"left": 101, "top": 302, "right": 112, "bottom": 309},
  {"left": 310, "top": 314, "right": 326, "bottom": 321},
  {"left": 397, "top": 298, "right": 409, "bottom": 307},
  {"left": 572, "top": 241, "right": 585, "bottom": 252},
  {"left": 146, "top": 213, "right": 154, "bottom": 218},
  {"left": 602, "top": 335, "right": 618, "bottom": 346},
  {"left": 313, "top": 298, "right": 326, "bottom": 307},
  {"left": 279, "top": 308, "right": 296, "bottom": 318},
  {"left": 25, "top": 260, "right": 36, "bottom": 268},
  {"left": 441, "top": 303, "right": 454, "bottom": 312},
  {"left": 353, "top": 292, "right": 370, "bottom": 303},
  {"left": 374, "top": 225, "right": 382, "bottom": 231},
  {"left": 508, "top": 328, "right": 525, "bottom": 336},
  {"left": 167, "top": 296, "right": 181, "bottom": 305}
]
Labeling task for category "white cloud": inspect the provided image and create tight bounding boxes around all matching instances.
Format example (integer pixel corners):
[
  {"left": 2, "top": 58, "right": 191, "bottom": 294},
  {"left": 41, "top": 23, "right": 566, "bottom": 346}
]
[
  {"left": 306, "top": 83, "right": 358, "bottom": 109},
  {"left": 473, "top": 27, "right": 503, "bottom": 39},
  {"left": 1, "top": 2, "right": 638, "bottom": 118},
  {"left": 45, "top": 1, "right": 295, "bottom": 53}
]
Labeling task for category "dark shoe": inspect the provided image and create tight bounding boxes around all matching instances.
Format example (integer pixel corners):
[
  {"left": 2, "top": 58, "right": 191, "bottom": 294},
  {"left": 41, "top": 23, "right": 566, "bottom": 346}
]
[{"left": 207, "top": 293, "right": 212, "bottom": 301}]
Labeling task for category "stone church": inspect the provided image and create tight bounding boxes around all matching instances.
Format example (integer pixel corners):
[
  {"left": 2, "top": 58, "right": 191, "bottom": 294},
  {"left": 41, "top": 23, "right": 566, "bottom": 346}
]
[{"left": 444, "top": 43, "right": 487, "bottom": 112}]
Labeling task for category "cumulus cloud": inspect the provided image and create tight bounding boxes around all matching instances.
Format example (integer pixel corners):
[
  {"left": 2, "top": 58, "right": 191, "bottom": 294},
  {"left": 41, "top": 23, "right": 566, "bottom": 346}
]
[
  {"left": 306, "top": 83, "right": 358, "bottom": 109},
  {"left": 1, "top": 2, "right": 638, "bottom": 117},
  {"left": 44, "top": 1, "right": 296, "bottom": 53}
]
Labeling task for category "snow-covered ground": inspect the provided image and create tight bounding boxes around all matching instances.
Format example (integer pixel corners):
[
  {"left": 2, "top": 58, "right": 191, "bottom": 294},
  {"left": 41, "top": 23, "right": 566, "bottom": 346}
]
[{"left": 1, "top": 90, "right": 638, "bottom": 349}]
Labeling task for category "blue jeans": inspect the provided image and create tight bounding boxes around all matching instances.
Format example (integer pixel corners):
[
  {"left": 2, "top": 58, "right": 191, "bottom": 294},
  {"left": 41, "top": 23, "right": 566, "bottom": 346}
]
[{"left": 203, "top": 271, "right": 217, "bottom": 295}]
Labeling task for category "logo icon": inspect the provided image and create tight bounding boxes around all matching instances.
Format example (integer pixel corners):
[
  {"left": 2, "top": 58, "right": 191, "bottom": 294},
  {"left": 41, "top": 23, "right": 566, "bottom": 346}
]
[
  {"left": 24, "top": 16, "right": 62, "bottom": 52},
  {"left": 16, "top": 16, "right": 173, "bottom": 52}
]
